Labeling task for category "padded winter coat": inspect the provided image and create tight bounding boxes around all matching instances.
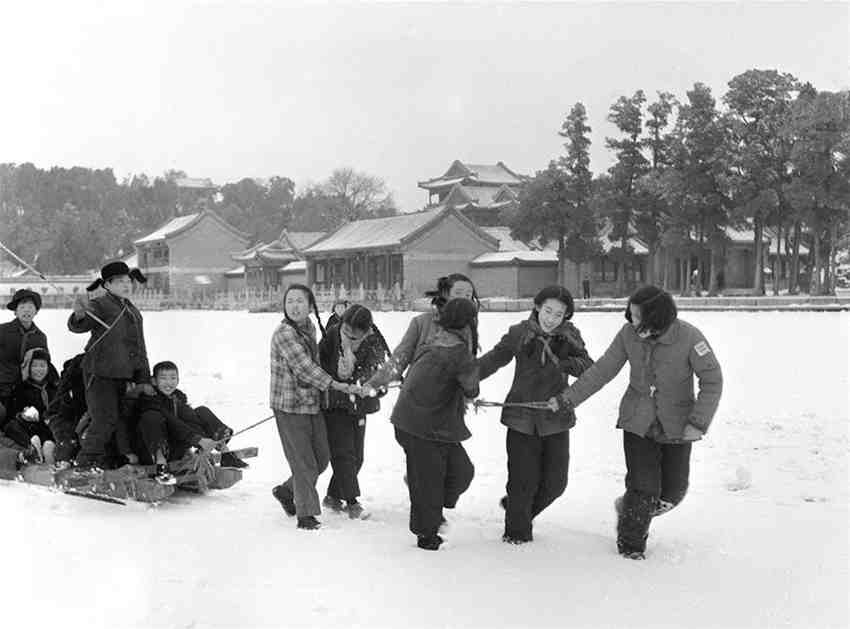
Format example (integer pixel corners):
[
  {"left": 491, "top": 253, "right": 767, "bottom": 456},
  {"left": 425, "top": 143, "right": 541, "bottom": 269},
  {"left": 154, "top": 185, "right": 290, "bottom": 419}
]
[
  {"left": 560, "top": 319, "right": 723, "bottom": 440},
  {"left": 478, "top": 315, "right": 594, "bottom": 437},
  {"left": 366, "top": 312, "right": 439, "bottom": 389},
  {"left": 319, "top": 324, "right": 388, "bottom": 416},
  {"left": 67, "top": 292, "right": 150, "bottom": 382},
  {"left": 390, "top": 328, "right": 479, "bottom": 443},
  {"left": 0, "top": 319, "right": 48, "bottom": 397}
]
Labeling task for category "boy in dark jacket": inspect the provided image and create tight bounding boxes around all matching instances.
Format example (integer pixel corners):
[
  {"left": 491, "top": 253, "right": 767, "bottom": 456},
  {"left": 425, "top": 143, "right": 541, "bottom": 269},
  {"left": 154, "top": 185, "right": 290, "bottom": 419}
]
[
  {"left": 69, "top": 261, "right": 152, "bottom": 468},
  {"left": 135, "top": 361, "right": 235, "bottom": 479},
  {"left": 390, "top": 298, "right": 480, "bottom": 551},
  {"left": 319, "top": 304, "right": 390, "bottom": 520},
  {"left": 0, "top": 289, "right": 48, "bottom": 429},
  {"left": 478, "top": 286, "right": 593, "bottom": 544}
]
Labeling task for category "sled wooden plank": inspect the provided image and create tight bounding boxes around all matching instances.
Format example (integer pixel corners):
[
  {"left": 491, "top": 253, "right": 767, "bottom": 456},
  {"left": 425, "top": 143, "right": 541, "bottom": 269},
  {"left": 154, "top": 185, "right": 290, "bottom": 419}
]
[
  {"left": 211, "top": 447, "right": 258, "bottom": 462},
  {"left": 210, "top": 467, "right": 242, "bottom": 490}
]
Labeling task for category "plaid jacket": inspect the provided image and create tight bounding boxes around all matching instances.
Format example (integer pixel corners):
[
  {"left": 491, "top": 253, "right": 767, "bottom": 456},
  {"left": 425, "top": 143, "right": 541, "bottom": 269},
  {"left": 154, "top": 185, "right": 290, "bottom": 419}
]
[{"left": 270, "top": 318, "right": 333, "bottom": 414}]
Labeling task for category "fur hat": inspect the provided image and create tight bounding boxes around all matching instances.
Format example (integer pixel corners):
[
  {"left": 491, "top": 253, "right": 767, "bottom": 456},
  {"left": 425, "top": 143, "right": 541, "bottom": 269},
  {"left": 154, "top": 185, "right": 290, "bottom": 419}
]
[
  {"left": 87, "top": 261, "right": 147, "bottom": 291},
  {"left": 6, "top": 288, "right": 42, "bottom": 312}
]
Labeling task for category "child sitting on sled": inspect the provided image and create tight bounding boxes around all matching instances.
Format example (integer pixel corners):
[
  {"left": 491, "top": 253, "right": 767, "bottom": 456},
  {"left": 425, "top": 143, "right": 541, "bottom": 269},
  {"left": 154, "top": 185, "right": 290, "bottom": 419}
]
[
  {"left": 4, "top": 348, "right": 58, "bottom": 464},
  {"left": 134, "top": 360, "right": 244, "bottom": 482}
]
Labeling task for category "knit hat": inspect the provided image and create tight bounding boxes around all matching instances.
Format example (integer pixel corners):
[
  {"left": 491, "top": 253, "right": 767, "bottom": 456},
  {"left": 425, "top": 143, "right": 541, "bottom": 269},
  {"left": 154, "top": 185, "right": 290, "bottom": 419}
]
[{"left": 6, "top": 288, "right": 42, "bottom": 312}]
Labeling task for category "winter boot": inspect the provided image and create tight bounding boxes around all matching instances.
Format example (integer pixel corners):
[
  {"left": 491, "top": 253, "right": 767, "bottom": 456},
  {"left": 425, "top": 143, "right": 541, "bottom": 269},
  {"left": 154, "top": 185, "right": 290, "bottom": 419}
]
[
  {"left": 297, "top": 516, "right": 321, "bottom": 530},
  {"left": 29, "top": 435, "right": 44, "bottom": 464},
  {"left": 154, "top": 464, "right": 177, "bottom": 486},
  {"left": 417, "top": 534, "right": 443, "bottom": 551},
  {"left": 219, "top": 452, "right": 249, "bottom": 469},
  {"left": 272, "top": 484, "right": 296, "bottom": 516},
  {"left": 619, "top": 548, "right": 646, "bottom": 560},
  {"left": 323, "top": 495, "right": 345, "bottom": 512},
  {"left": 346, "top": 500, "right": 370, "bottom": 520}
]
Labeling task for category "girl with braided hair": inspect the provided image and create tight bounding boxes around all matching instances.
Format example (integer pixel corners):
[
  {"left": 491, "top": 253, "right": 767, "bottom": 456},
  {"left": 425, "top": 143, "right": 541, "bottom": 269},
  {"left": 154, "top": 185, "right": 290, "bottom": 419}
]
[
  {"left": 269, "top": 284, "right": 357, "bottom": 530},
  {"left": 365, "top": 273, "right": 478, "bottom": 392},
  {"left": 318, "top": 304, "right": 391, "bottom": 520},
  {"left": 478, "top": 285, "right": 594, "bottom": 544}
]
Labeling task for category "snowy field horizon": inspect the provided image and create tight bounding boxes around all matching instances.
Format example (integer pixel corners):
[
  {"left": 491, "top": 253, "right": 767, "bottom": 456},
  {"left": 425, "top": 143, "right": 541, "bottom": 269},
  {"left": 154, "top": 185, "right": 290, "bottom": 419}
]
[{"left": 3, "top": 309, "right": 848, "bottom": 629}]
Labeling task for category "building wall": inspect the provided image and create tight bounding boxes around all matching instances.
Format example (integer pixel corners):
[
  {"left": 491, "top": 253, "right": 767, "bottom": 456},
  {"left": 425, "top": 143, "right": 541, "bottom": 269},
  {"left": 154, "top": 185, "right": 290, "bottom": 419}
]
[
  {"left": 468, "top": 266, "right": 518, "bottom": 298},
  {"left": 226, "top": 275, "right": 246, "bottom": 292},
  {"left": 158, "top": 215, "right": 248, "bottom": 294},
  {"left": 403, "top": 213, "right": 497, "bottom": 297},
  {"left": 517, "top": 265, "right": 558, "bottom": 297}
]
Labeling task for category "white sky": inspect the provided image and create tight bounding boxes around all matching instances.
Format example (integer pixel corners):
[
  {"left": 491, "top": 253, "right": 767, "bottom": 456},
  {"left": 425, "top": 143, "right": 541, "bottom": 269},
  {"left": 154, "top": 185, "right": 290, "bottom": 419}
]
[{"left": 1, "top": 1, "right": 847, "bottom": 213}]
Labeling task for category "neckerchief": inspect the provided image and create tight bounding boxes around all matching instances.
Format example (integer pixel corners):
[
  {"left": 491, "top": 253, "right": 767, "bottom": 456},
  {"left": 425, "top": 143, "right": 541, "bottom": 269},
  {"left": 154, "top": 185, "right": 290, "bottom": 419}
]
[{"left": 522, "top": 313, "right": 584, "bottom": 367}]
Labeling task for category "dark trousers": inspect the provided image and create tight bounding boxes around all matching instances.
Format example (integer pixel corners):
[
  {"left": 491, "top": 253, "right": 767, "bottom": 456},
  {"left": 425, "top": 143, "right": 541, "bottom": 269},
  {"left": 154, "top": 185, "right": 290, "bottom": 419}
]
[
  {"left": 505, "top": 428, "right": 570, "bottom": 540},
  {"left": 618, "top": 430, "right": 692, "bottom": 553},
  {"left": 2, "top": 417, "right": 54, "bottom": 448},
  {"left": 324, "top": 410, "right": 366, "bottom": 502},
  {"left": 275, "top": 411, "right": 330, "bottom": 517},
  {"left": 77, "top": 374, "right": 130, "bottom": 466},
  {"left": 582, "top": 280, "right": 591, "bottom": 299},
  {"left": 394, "top": 427, "right": 474, "bottom": 538},
  {"left": 193, "top": 406, "right": 231, "bottom": 441}
]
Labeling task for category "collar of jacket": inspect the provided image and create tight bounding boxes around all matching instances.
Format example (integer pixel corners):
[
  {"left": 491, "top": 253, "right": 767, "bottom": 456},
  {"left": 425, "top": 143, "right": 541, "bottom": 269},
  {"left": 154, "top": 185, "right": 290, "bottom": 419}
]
[
  {"left": 432, "top": 327, "right": 471, "bottom": 350},
  {"left": 14, "top": 318, "right": 38, "bottom": 335},
  {"left": 636, "top": 320, "right": 680, "bottom": 345}
]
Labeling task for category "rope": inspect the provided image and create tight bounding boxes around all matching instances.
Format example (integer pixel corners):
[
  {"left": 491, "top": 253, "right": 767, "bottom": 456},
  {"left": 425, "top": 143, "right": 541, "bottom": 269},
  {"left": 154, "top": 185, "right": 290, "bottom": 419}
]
[{"left": 473, "top": 399, "right": 554, "bottom": 411}]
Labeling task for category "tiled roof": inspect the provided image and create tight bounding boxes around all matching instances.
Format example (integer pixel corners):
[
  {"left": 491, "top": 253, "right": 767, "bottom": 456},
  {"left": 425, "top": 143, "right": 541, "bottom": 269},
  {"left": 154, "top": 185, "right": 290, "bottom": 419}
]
[
  {"left": 286, "top": 231, "right": 326, "bottom": 250},
  {"left": 471, "top": 250, "right": 558, "bottom": 266},
  {"left": 418, "top": 160, "right": 524, "bottom": 190},
  {"left": 224, "top": 265, "right": 245, "bottom": 277},
  {"left": 305, "top": 209, "right": 443, "bottom": 254},
  {"left": 304, "top": 207, "right": 498, "bottom": 255},
  {"left": 134, "top": 210, "right": 250, "bottom": 246},
  {"left": 482, "top": 227, "right": 531, "bottom": 252},
  {"left": 134, "top": 213, "right": 200, "bottom": 244},
  {"left": 279, "top": 260, "right": 307, "bottom": 273}
]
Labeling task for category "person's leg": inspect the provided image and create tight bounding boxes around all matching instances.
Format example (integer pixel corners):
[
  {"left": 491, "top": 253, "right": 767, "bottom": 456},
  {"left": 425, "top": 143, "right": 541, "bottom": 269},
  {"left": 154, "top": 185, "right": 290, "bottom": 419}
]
[
  {"left": 395, "top": 428, "right": 446, "bottom": 538},
  {"left": 274, "top": 411, "right": 324, "bottom": 518},
  {"left": 443, "top": 442, "right": 474, "bottom": 508},
  {"left": 504, "top": 429, "right": 542, "bottom": 541},
  {"left": 194, "top": 406, "right": 230, "bottom": 440},
  {"left": 656, "top": 442, "right": 692, "bottom": 516},
  {"left": 76, "top": 375, "right": 122, "bottom": 467},
  {"left": 531, "top": 430, "right": 570, "bottom": 518},
  {"left": 617, "top": 431, "right": 662, "bottom": 556},
  {"left": 324, "top": 411, "right": 358, "bottom": 502},
  {"left": 135, "top": 411, "right": 168, "bottom": 466}
]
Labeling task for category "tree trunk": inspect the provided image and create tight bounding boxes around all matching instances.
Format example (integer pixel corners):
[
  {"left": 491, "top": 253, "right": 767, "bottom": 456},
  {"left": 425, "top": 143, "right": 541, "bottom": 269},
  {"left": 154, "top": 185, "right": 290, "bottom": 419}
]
[
  {"left": 557, "top": 239, "right": 566, "bottom": 286},
  {"left": 825, "top": 220, "right": 838, "bottom": 296},
  {"left": 683, "top": 256, "right": 692, "bottom": 297},
  {"left": 662, "top": 248, "right": 669, "bottom": 290},
  {"left": 772, "top": 223, "right": 781, "bottom": 296},
  {"left": 646, "top": 244, "right": 656, "bottom": 286},
  {"left": 752, "top": 215, "right": 764, "bottom": 296},
  {"left": 707, "top": 245, "right": 718, "bottom": 296},
  {"left": 812, "top": 228, "right": 822, "bottom": 295},
  {"left": 789, "top": 220, "right": 801, "bottom": 295}
]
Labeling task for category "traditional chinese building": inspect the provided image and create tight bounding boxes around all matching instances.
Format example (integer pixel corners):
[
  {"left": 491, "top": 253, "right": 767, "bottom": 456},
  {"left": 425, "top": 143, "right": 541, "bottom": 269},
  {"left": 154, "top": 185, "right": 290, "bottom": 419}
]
[
  {"left": 230, "top": 230, "right": 326, "bottom": 290},
  {"left": 418, "top": 160, "right": 525, "bottom": 226},
  {"left": 134, "top": 209, "right": 250, "bottom": 294},
  {"left": 302, "top": 206, "right": 499, "bottom": 298}
]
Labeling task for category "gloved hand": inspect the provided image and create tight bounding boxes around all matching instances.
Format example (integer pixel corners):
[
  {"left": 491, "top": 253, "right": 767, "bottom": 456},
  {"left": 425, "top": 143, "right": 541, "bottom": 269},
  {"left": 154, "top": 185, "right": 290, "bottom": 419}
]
[{"left": 682, "top": 424, "right": 704, "bottom": 441}]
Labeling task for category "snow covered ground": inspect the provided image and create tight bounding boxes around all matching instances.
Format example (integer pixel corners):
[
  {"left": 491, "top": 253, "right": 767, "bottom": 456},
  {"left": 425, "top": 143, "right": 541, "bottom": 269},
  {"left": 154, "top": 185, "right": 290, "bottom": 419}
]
[{"left": 2, "top": 309, "right": 848, "bottom": 629}]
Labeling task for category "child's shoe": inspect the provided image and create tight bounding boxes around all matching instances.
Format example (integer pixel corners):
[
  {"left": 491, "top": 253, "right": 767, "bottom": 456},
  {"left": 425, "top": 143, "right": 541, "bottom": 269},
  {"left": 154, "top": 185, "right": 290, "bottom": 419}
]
[
  {"left": 272, "top": 484, "right": 296, "bottom": 516},
  {"left": 416, "top": 534, "right": 443, "bottom": 551},
  {"left": 297, "top": 516, "right": 321, "bottom": 530},
  {"left": 219, "top": 451, "right": 248, "bottom": 468},
  {"left": 345, "top": 500, "right": 370, "bottom": 520},
  {"left": 323, "top": 495, "right": 345, "bottom": 512},
  {"left": 154, "top": 464, "right": 176, "bottom": 486}
]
